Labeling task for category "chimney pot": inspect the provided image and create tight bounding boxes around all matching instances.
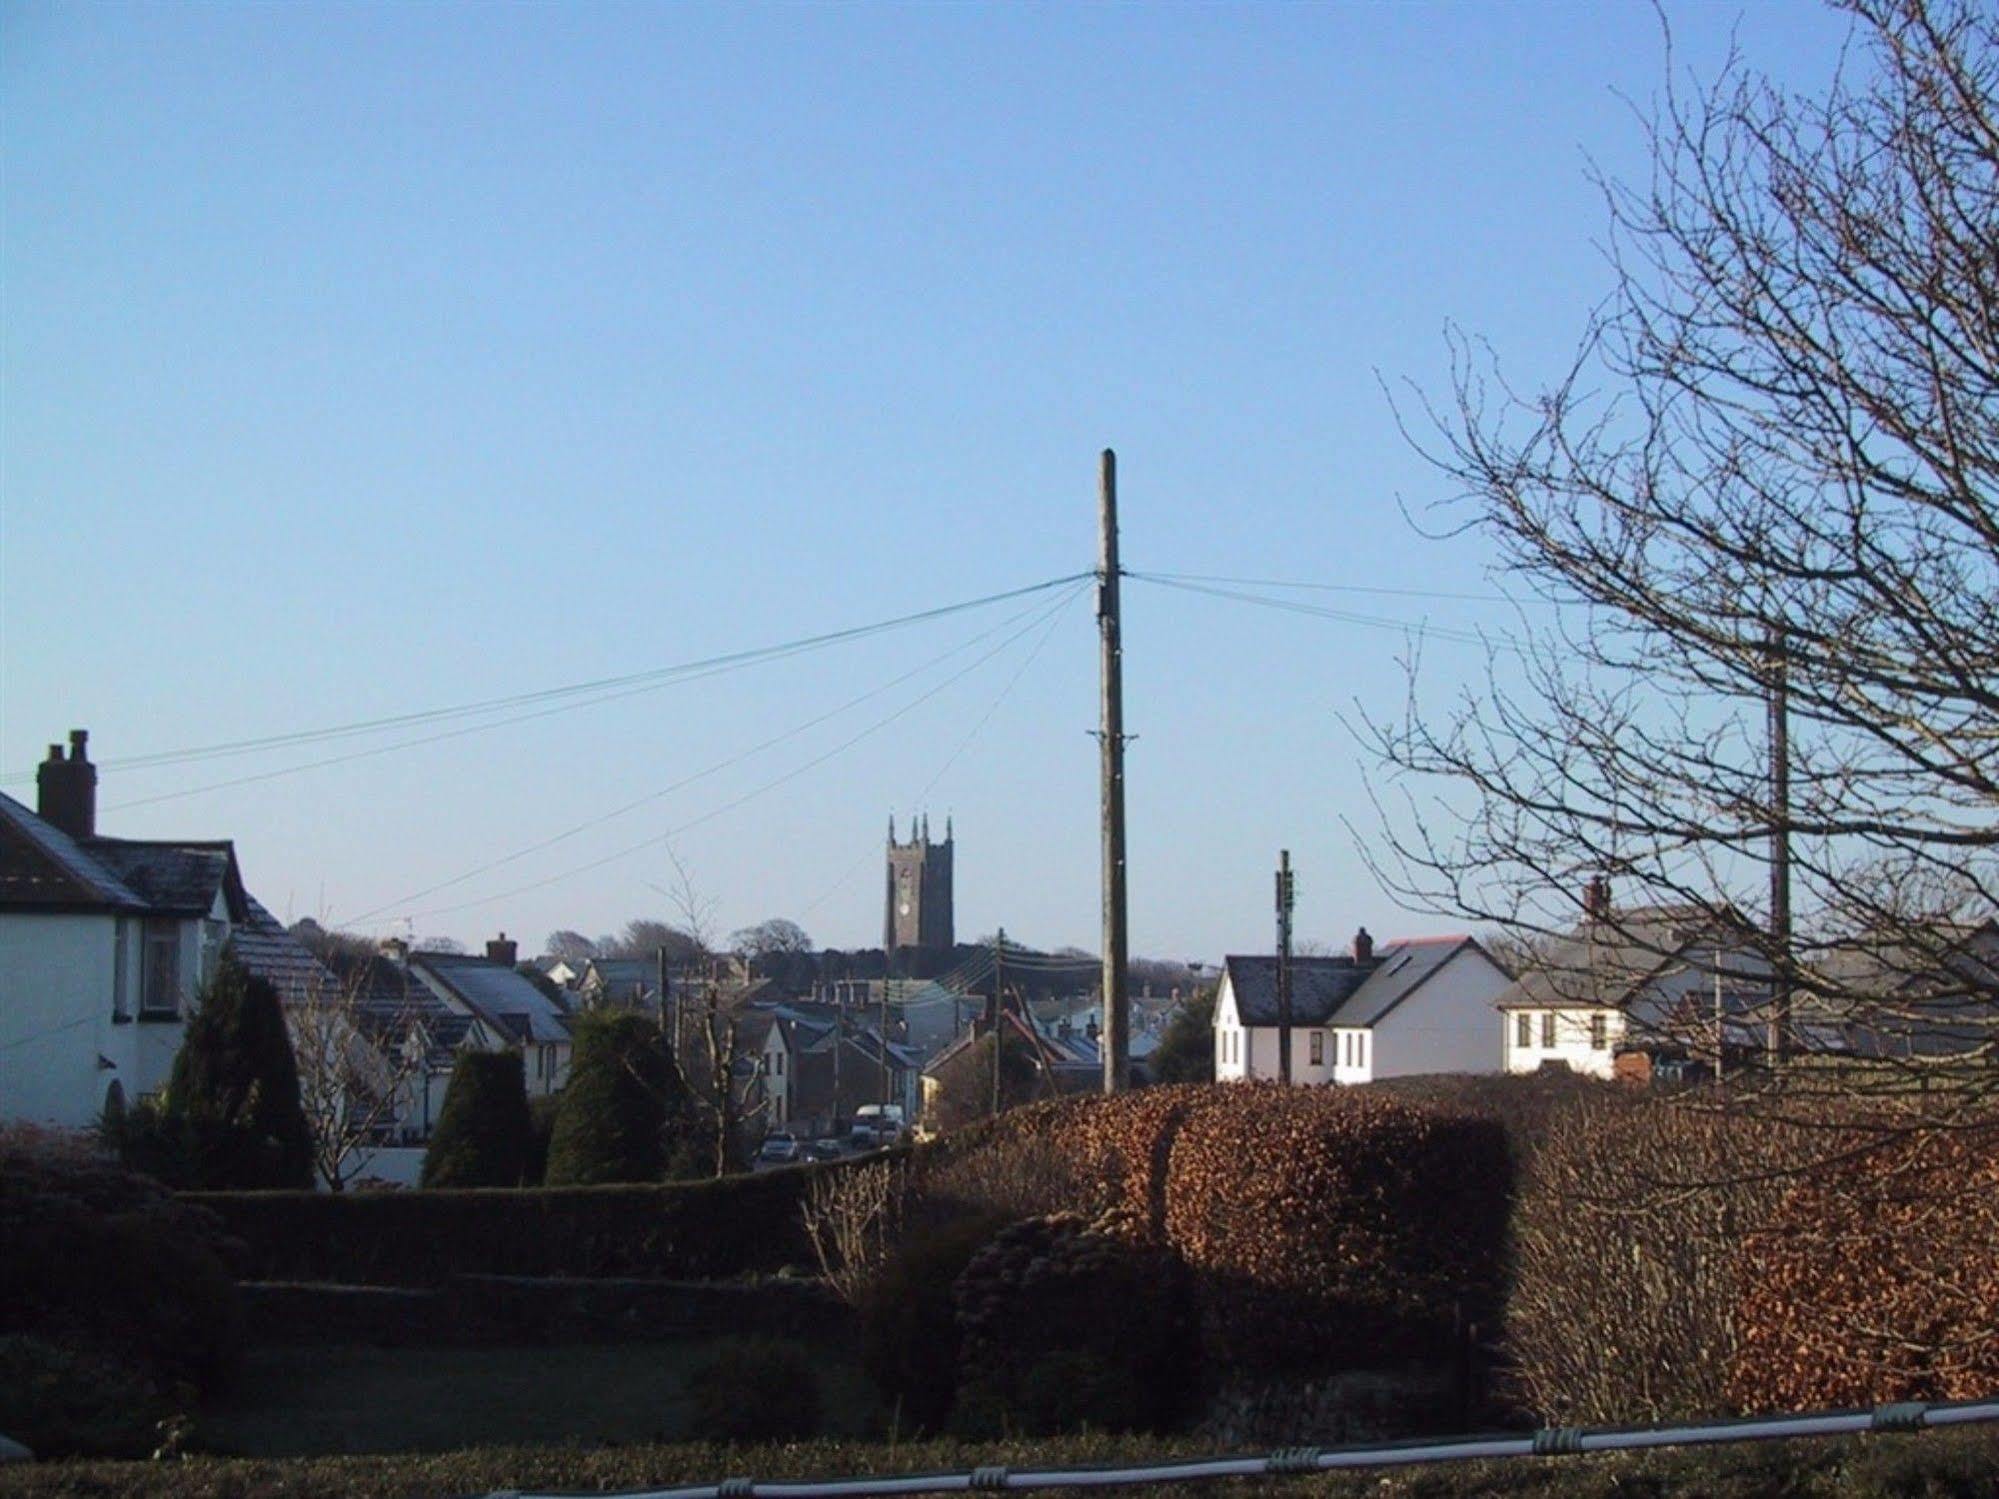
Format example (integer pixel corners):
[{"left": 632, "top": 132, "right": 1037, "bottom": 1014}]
[
  {"left": 1353, "top": 926, "right": 1375, "bottom": 964},
  {"left": 36, "top": 727, "right": 98, "bottom": 840}
]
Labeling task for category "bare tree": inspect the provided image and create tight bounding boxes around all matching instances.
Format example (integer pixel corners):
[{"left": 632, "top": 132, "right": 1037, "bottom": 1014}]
[
  {"left": 655, "top": 846, "right": 765, "bottom": 1175},
  {"left": 1365, "top": 0, "right": 1999, "bottom": 1116},
  {"left": 288, "top": 968, "right": 434, "bottom": 1191}
]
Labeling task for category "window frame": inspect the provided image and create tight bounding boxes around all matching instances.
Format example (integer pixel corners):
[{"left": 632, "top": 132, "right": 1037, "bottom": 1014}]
[
  {"left": 1590, "top": 1013, "right": 1609, "bottom": 1051},
  {"left": 1541, "top": 1011, "right": 1556, "bottom": 1049},
  {"left": 1515, "top": 1012, "right": 1532, "bottom": 1050},
  {"left": 139, "top": 919, "right": 182, "bottom": 1019},
  {"left": 1310, "top": 1031, "right": 1324, "bottom": 1066}
]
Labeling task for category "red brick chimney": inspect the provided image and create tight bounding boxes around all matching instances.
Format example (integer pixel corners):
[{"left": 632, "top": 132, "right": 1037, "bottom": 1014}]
[
  {"left": 485, "top": 932, "right": 519, "bottom": 967},
  {"left": 36, "top": 730, "right": 97, "bottom": 841}
]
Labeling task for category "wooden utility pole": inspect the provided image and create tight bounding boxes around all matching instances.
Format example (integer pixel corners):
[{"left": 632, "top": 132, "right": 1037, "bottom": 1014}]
[
  {"left": 1768, "top": 629, "right": 1792, "bottom": 1066},
  {"left": 991, "top": 928, "right": 1007, "bottom": 1118},
  {"left": 1276, "top": 850, "right": 1296, "bottom": 1085},
  {"left": 1098, "top": 449, "right": 1130, "bottom": 1093}
]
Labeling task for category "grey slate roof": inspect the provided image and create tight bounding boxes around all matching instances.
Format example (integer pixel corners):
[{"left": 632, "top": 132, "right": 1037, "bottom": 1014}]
[
  {"left": 414, "top": 952, "right": 574, "bottom": 1044},
  {"left": 85, "top": 841, "right": 239, "bottom": 917},
  {"left": 1492, "top": 908, "right": 1763, "bottom": 1014},
  {"left": 1224, "top": 939, "right": 1485, "bottom": 1029},
  {"left": 0, "top": 790, "right": 146, "bottom": 909},
  {"left": 229, "top": 897, "right": 336, "bottom": 1005},
  {"left": 1222, "top": 955, "right": 1375, "bottom": 1027}
]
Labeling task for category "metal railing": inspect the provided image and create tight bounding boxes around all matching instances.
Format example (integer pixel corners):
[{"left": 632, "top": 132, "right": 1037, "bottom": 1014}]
[{"left": 479, "top": 1396, "right": 1999, "bottom": 1498}]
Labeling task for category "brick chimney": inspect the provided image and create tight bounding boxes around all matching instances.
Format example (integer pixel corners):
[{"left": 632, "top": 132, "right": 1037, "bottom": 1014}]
[
  {"left": 1353, "top": 926, "right": 1374, "bottom": 964},
  {"left": 36, "top": 730, "right": 98, "bottom": 841},
  {"left": 1584, "top": 874, "right": 1612, "bottom": 922},
  {"left": 485, "top": 932, "right": 519, "bottom": 967}
]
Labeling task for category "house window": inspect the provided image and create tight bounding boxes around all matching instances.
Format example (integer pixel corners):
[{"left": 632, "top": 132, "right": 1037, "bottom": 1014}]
[
  {"left": 1541, "top": 1012, "right": 1556, "bottom": 1049},
  {"left": 775, "top": 1052, "right": 784, "bottom": 1077},
  {"left": 1310, "top": 1032, "right": 1324, "bottom": 1066},
  {"left": 1590, "top": 1013, "right": 1608, "bottom": 1050},
  {"left": 1358, "top": 1032, "right": 1367, "bottom": 1070},
  {"left": 112, "top": 918, "right": 130, "bottom": 1021},
  {"left": 1515, "top": 1013, "right": 1531, "bottom": 1049},
  {"left": 141, "top": 920, "right": 181, "bottom": 1017}
]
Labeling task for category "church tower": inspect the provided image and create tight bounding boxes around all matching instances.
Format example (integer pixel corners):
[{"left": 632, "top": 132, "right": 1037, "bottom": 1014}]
[{"left": 884, "top": 814, "right": 954, "bottom": 953}]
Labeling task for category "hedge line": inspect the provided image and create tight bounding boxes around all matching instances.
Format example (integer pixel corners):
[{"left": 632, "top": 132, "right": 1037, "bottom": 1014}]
[{"left": 184, "top": 1157, "right": 891, "bottom": 1286}]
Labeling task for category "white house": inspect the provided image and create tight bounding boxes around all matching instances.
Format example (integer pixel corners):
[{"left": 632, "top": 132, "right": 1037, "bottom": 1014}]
[
  {"left": 1213, "top": 928, "right": 1513, "bottom": 1085},
  {"left": 1494, "top": 887, "right": 1771, "bottom": 1080},
  {"left": 0, "top": 731, "right": 324, "bottom": 1128}
]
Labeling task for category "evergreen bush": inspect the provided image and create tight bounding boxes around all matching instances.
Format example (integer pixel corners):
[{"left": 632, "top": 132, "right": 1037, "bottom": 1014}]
[
  {"left": 422, "top": 1051, "right": 533, "bottom": 1188},
  {"left": 544, "top": 1012, "right": 682, "bottom": 1186},
  {"left": 108, "top": 954, "right": 313, "bottom": 1190}
]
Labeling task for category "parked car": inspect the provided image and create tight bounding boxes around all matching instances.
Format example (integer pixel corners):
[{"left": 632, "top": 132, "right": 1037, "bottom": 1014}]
[
  {"left": 804, "top": 1138, "right": 846, "bottom": 1162},
  {"left": 757, "top": 1132, "right": 801, "bottom": 1164},
  {"left": 849, "top": 1103, "right": 906, "bottom": 1149}
]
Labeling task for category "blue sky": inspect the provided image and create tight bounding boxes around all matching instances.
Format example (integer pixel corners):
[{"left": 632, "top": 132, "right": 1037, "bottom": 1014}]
[{"left": 2, "top": 1, "right": 1858, "bottom": 960}]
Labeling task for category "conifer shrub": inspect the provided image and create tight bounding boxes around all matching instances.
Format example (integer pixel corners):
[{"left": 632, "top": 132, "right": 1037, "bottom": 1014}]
[
  {"left": 858, "top": 1213, "right": 1008, "bottom": 1435},
  {"left": 108, "top": 955, "right": 312, "bottom": 1190},
  {"left": 685, "top": 1338, "right": 822, "bottom": 1444},
  {"left": 544, "top": 1012, "right": 682, "bottom": 1186},
  {"left": 422, "top": 1051, "right": 533, "bottom": 1188},
  {"left": 525, "top": 1093, "right": 563, "bottom": 1185}
]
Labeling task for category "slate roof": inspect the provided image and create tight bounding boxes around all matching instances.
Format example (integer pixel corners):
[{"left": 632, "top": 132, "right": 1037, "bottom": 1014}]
[
  {"left": 1492, "top": 908, "right": 1765, "bottom": 1015},
  {"left": 1222, "top": 955, "right": 1376, "bottom": 1027},
  {"left": 85, "top": 841, "right": 240, "bottom": 917},
  {"left": 0, "top": 790, "right": 147, "bottom": 909},
  {"left": 1224, "top": 939, "right": 1489, "bottom": 1030},
  {"left": 229, "top": 897, "right": 336, "bottom": 1005},
  {"left": 413, "top": 952, "right": 574, "bottom": 1044}
]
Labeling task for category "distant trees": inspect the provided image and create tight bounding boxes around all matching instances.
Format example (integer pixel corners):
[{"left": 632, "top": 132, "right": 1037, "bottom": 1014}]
[
  {"left": 544, "top": 930, "right": 599, "bottom": 964},
  {"left": 108, "top": 955, "right": 313, "bottom": 1190},
  {"left": 421, "top": 1051, "right": 533, "bottom": 1188},
  {"left": 926, "top": 1030, "right": 1041, "bottom": 1133},
  {"left": 730, "top": 918, "right": 813, "bottom": 960},
  {"left": 545, "top": 1012, "right": 684, "bottom": 1185}
]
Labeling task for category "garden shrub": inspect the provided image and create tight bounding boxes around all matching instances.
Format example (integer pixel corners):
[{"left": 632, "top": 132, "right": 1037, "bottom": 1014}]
[
  {"left": 951, "top": 1210, "right": 1196, "bottom": 1436},
  {"left": 1728, "top": 1122, "right": 1999, "bottom": 1412},
  {"left": 106, "top": 956, "right": 313, "bottom": 1190},
  {"left": 684, "top": 1338, "right": 822, "bottom": 1443},
  {"left": 1507, "top": 1094, "right": 1853, "bottom": 1427},
  {"left": 0, "top": 1137, "right": 244, "bottom": 1420},
  {"left": 545, "top": 1012, "right": 682, "bottom": 1186},
  {"left": 1160, "top": 1085, "right": 1510, "bottom": 1373},
  {"left": 423, "top": 1051, "right": 533, "bottom": 1188},
  {"left": 0, "top": 1336, "right": 169, "bottom": 1459},
  {"left": 858, "top": 1213, "right": 1008, "bottom": 1435},
  {"left": 526, "top": 1093, "right": 562, "bottom": 1185}
]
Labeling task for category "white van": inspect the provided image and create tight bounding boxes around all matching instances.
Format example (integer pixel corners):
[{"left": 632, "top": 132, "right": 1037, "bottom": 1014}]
[{"left": 850, "top": 1103, "right": 906, "bottom": 1149}]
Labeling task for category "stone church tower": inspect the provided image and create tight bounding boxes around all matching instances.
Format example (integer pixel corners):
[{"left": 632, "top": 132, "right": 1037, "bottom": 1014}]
[{"left": 884, "top": 814, "right": 954, "bottom": 952}]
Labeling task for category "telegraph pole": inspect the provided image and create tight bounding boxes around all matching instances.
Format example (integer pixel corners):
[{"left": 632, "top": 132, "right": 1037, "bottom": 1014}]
[
  {"left": 991, "top": 928, "right": 1007, "bottom": 1118},
  {"left": 1768, "top": 628, "right": 1792, "bottom": 1067},
  {"left": 1276, "top": 851, "right": 1295, "bottom": 1085},
  {"left": 1098, "top": 449, "right": 1130, "bottom": 1093}
]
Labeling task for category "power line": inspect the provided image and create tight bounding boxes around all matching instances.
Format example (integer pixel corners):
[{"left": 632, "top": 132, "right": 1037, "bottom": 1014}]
[
  {"left": 1133, "top": 568, "right": 1527, "bottom": 605},
  {"left": 796, "top": 588, "right": 1081, "bottom": 923},
  {"left": 346, "top": 591, "right": 1076, "bottom": 927},
  {"left": 361, "top": 583, "right": 1091, "bottom": 929},
  {"left": 6, "top": 571, "right": 1094, "bottom": 788},
  {"left": 1127, "top": 572, "right": 1530, "bottom": 655}
]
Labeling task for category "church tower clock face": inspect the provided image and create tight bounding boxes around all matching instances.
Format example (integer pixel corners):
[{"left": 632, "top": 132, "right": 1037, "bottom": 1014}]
[{"left": 898, "top": 868, "right": 913, "bottom": 916}]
